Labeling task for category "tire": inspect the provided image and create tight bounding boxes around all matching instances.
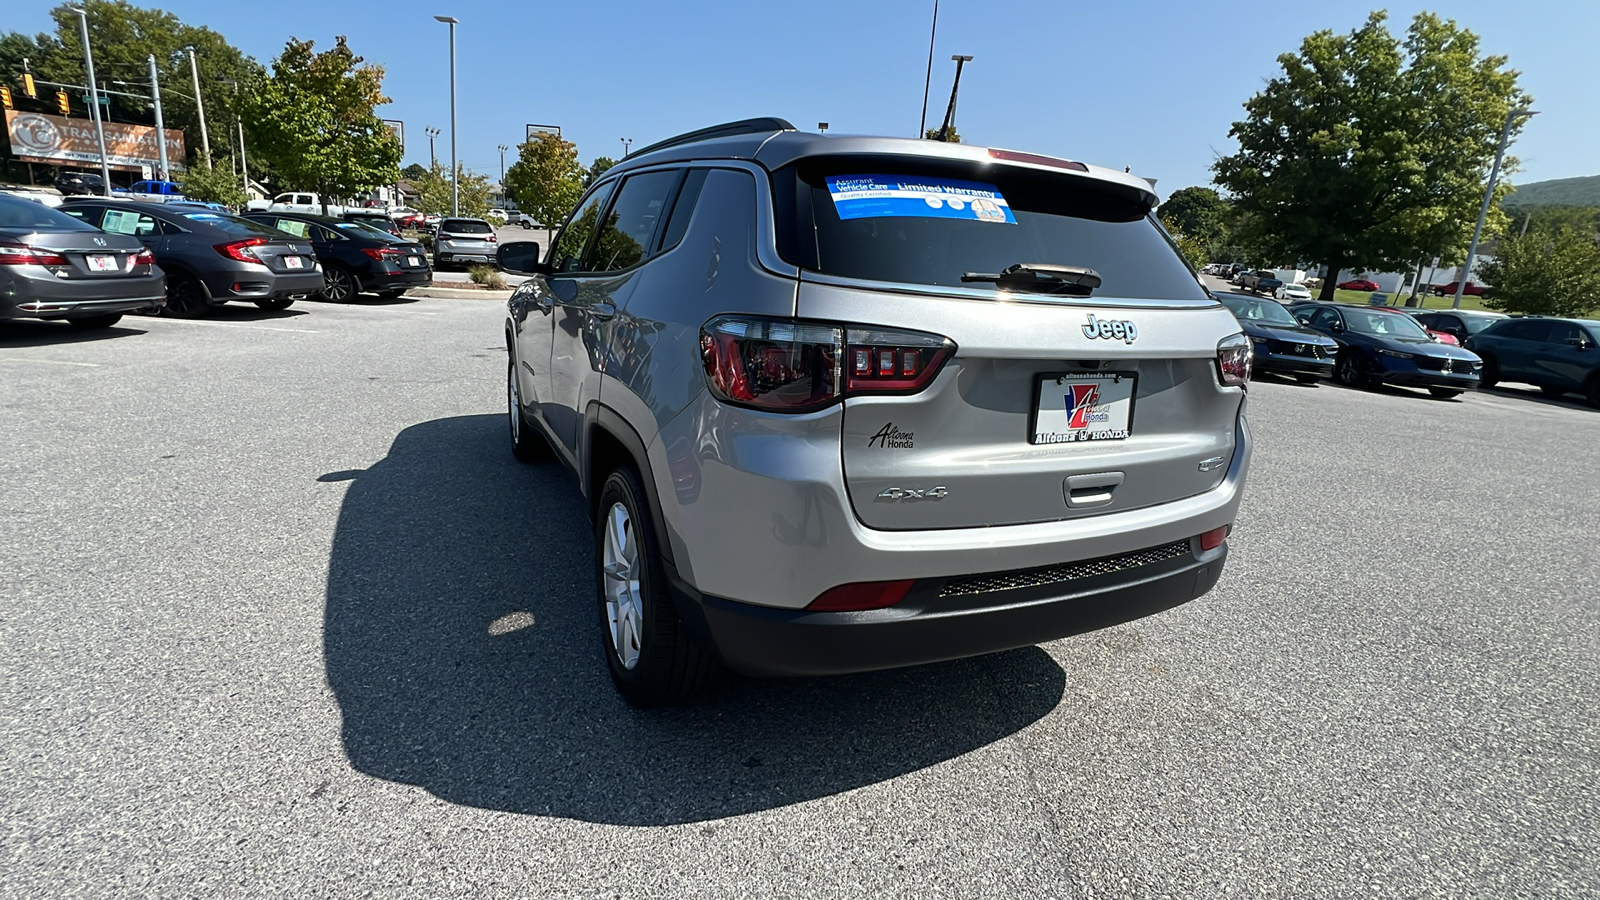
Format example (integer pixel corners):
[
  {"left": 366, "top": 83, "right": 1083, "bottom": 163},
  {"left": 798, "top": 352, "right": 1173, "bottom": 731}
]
[
  {"left": 595, "top": 466, "right": 719, "bottom": 707},
  {"left": 1334, "top": 350, "right": 1368, "bottom": 387},
  {"left": 1586, "top": 375, "right": 1600, "bottom": 410},
  {"left": 1479, "top": 355, "right": 1501, "bottom": 389},
  {"left": 1429, "top": 388, "right": 1463, "bottom": 399},
  {"left": 377, "top": 289, "right": 407, "bottom": 299},
  {"left": 507, "top": 358, "right": 549, "bottom": 463},
  {"left": 320, "top": 265, "right": 358, "bottom": 302},
  {"left": 254, "top": 297, "right": 295, "bottom": 311},
  {"left": 163, "top": 274, "right": 209, "bottom": 318},
  {"left": 65, "top": 313, "right": 123, "bottom": 329}
]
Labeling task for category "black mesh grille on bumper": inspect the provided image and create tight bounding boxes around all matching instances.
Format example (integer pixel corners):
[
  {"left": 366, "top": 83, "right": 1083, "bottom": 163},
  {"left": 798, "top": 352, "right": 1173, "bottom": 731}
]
[{"left": 938, "top": 540, "right": 1192, "bottom": 597}]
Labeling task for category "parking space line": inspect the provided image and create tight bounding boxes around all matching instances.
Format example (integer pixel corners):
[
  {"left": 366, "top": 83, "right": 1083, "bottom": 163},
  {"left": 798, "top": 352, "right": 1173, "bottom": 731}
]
[{"left": 141, "top": 320, "right": 320, "bottom": 334}]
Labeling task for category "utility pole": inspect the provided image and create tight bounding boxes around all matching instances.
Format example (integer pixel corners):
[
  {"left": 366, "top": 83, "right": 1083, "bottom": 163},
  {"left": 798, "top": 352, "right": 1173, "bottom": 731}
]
[
  {"left": 238, "top": 120, "right": 249, "bottom": 194},
  {"left": 147, "top": 54, "right": 168, "bottom": 180},
  {"left": 1454, "top": 106, "right": 1537, "bottom": 309},
  {"left": 498, "top": 143, "right": 509, "bottom": 206},
  {"left": 69, "top": 7, "right": 113, "bottom": 195},
  {"left": 426, "top": 126, "right": 439, "bottom": 166},
  {"left": 919, "top": 0, "right": 938, "bottom": 138},
  {"left": 937, "top": 55, "right": 973, "bottom": 143},
  {"left": 434, "top": 16, "right": 459, "bottom": 217},
  {"left": 188, "top": 48, "right": 211, "bottom": 164},
  {"left": 621, "top": 137, "right": 632, "bottom": 157}
]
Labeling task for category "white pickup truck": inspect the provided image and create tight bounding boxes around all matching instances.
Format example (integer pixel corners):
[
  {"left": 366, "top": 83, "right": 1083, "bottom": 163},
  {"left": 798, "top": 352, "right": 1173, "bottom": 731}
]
[{"left": 245, "top": 192, "right": 350, "bottom": 215}]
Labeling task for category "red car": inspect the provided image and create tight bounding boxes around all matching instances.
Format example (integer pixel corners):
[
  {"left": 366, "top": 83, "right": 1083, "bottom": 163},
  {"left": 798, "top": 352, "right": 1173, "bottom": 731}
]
[
  {"left": 1337, "top": 278, "right": 1380, "bottom": 291},
  {"left": 1430, "top": 281, "right": 1489, "bottom": 297}
]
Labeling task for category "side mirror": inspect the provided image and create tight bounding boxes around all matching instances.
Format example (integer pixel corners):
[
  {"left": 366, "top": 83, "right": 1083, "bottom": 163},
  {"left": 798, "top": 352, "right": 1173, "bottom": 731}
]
[
  {"left": 1567, "top": 337, "right": 1593, "bottom": 350},
  {"left": 497, "top": 241, "right": 546, "bottom": 275},
  {"left": 1329, "top": 321, "right": 1344, "bottom": 333}
]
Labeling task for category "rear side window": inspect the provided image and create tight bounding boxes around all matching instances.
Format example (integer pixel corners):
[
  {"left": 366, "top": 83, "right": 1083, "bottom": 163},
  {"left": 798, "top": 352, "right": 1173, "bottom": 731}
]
[
  {"left": 1496, "top": 320, "right": 1550, "bottom": 342},
  {"left": 101, "top": 208, "right": 162, "bottom": 236},
  {"left": 272, "top": 218, "right": 313, "bottom": 238},
  {"left": 586, "top": 170, "right": 681, "bottom": 273},
  {"left": 440, "top": 219, "right": 491, "bottom": 234},
  {"left": 657, "top": 169, "right": 708, "bottom": 254},
  {"left": 773, "top": 158, "right": 1206, "bottom": 300},
  {"left": 0, "top": 194, "right": 101, "bottom": 230}
]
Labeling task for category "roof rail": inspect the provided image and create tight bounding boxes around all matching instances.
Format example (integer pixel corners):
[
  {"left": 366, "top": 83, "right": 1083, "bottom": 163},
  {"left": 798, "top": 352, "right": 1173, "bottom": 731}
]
[{"left": 628, "top": 117, "right": 796, "bottom": 159}]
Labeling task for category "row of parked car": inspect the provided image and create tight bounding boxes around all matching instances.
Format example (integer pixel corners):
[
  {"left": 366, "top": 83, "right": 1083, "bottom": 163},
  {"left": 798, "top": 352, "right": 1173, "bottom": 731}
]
[
  {"left": 1216, "top": 290, "right": 1600, "bottom": 407},
  {"left": 0, "top": 192, "right": 436, "bottom": 327}
]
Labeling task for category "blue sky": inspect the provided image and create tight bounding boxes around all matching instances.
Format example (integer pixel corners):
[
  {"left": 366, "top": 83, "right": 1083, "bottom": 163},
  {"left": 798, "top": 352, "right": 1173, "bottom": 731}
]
[{"left": 6, "top": 0, "right": 1595, "bottom": 198}]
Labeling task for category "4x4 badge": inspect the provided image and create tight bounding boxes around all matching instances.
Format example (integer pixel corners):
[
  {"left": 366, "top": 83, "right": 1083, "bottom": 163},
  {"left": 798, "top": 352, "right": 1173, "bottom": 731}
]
[{"left": 1082, "top": 313, "right": 1138, "bottom": 344}]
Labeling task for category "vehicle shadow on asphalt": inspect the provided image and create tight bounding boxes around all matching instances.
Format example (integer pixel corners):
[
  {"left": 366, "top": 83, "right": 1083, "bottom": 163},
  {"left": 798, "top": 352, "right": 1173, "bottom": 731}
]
[
  {"left": 0, "top": 320, "right": 147, "bottom": 346},
  {"left": 323, "top": 414, "right": 1065, "bottom": 825}
]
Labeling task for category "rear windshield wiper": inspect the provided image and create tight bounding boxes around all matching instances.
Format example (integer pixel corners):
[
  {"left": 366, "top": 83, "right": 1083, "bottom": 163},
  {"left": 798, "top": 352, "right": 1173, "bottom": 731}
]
[{"left": 960, "top": 263, "right": 1103, "bottom": 296}]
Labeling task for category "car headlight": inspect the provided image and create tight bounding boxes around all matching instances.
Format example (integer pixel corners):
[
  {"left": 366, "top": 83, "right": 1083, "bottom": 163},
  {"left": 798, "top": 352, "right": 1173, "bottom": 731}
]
[{"left": 1376, "top": 348, "right": 1415, "bottom": 359}]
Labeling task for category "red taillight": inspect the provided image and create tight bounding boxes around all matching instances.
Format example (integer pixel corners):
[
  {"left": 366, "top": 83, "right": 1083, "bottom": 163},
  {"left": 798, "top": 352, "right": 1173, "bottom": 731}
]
[
  {"left": 988, "top": 148, "right": 1089, "bottom": 172},
  {"left": 132, "top": 249, "right": 155, "bottom": 266},
  {"left": 807, "top": 579, "right": 915, "bottom": 612},
  {"left": 1199, "top": 525, "right": 1231, "bottom": 551},
  {"left": 1216, "top": 333, "right": 1252, "bottom": 386},
  {"left": 0, "top": 241, "right": 69, "bottom": 266},
  {"left": 214, "top": 237, "right": 267, "bottom": 263},
  {"left": 360, "top": 247, "right": 404, "bottom": 260},
  {"left": 700, "top": 316, "right": 954, "bottom": 412},
  {"left": 486, "top": 233, "right": 498, "bottom": 243}
]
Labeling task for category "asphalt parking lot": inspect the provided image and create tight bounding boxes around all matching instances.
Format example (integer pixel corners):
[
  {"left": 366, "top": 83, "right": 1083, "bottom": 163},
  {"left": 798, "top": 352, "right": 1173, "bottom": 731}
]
[{"left": 2, "top": 296, "right": 1596, "bottom": 898}]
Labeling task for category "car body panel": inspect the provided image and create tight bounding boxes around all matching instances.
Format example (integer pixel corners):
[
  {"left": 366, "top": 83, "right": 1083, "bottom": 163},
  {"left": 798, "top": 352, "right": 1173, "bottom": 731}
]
[
  {"left": 1466, "top": 318, "right": 1600, "bottom": 394},
  {"left": 0, "top": 194, "right": 166, "bottom": 319}
]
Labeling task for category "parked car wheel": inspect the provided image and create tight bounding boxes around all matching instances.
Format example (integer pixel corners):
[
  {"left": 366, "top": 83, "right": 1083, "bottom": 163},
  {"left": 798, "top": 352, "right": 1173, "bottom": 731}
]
[
  {"left": 254, "top": 298, "right": 295, "bottom": 311},
  {"left": 1429, "top": 388, "right": 1463, "bottom": 399},
  {"left": 1586, "top": 374, "right": 1600, "bottom": 409},
  {"left": 1478, "top": 354, "right": 1500, "bottom": 389},
  {"left": 163, "top": 274, "right": 209, "bottom": 318},
  {"left": 507, "top": 359, "right": 549, "bottom": 463},
  {"left": 65, "top": 313, "right": 123, "bottom": 329},
  {"left": 1334, "top": 350, "right": 1368, "bottom": 387},
  {"left": 321, "top": 265, "right": 358, "bottom": 302},
  {"left": 594, "top": 466, "right": 718, "bottom": 707}
]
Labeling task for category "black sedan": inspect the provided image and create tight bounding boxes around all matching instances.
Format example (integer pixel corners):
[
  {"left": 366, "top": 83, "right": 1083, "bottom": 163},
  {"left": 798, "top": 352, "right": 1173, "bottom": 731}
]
[
  {"left": 1290, "top": 302, "right": 1483, "bottom": 398},
  {"left": 1214, "top": 292, "right": 1336, "bottom": 383},
  {"left": 242, "top": 212, "right": 431, "bottom": 301}
]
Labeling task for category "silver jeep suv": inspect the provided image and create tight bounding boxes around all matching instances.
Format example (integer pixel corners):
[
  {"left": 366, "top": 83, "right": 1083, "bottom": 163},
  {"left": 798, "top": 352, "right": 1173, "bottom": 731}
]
[{"left": 498, "top": 118, "right": 1253, "bottom": 706}]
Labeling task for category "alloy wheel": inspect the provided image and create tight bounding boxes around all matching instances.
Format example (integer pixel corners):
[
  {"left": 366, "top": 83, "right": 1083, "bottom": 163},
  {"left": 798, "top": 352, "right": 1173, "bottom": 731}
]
[
  {"left": 322, "top": 268, "right": 353, "bottom": 302},
  {"left": 507, "top": 363, "right": 521, "bottom": 445},
  {"left": 601, "top": 501, "right": 643, "bottom": 670}
]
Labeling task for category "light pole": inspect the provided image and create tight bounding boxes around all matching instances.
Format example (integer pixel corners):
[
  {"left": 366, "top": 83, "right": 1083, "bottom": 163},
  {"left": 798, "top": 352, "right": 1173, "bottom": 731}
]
[
  {"left": 425, "top": 126, "right": 440, "bottom": 166},
  {"left": 1454, "top": 106, "right": 1538, "bottom": 309},
  {"left": 147, "top": 54, "right": 168, "bottom": 180},
  {"left": 187, "top": 47, "right": 211, "bottom": 165},
  {"left": 434, "top": 15, "right": 459, "bottom": 217},
  {"left": 67, "top": 6, "right": 113, "bottom": 195},
  {"left": 936, "top": 54, "right": 973, "bottom": 142},
  {"left": 497, "top": 143, "right": 509, "bottom": 207},
  {"left": 621, "top": 137, "right": 631, "bottom": 158},
  {"left": 919, "top": 0, "right": 938, "bottom": 137},
  {"left": 219, "top": 79, "right": 248, "bottom": 197}
]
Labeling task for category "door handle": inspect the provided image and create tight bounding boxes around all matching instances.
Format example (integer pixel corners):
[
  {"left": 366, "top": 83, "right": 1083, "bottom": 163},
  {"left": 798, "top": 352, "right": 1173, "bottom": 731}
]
[
  {"left": 1064, "top": 471, "right": 1124, "bottom": 507},
  {"left": 590, "top": 302, "right": 617, "bottom": 321}
]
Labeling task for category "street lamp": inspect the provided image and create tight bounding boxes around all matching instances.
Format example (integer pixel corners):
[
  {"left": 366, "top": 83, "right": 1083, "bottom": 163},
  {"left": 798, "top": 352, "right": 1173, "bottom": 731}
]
[
  {"left": 498, "top": 143, "right": 509, "bottom": 207},
  {"left": 66, "top": 6, "right": 113, "bottom": 194},
  {"left": 434, "top": 15, "right": 459, "bottom": 217},
  {"left": 621, "top": 137, "right": 632, "bottom": 157},
  {"left": 425, "top": 126, "right": 440, "bottom": 166},
  {"left": 1453, "top": 106, "right": 1538, "bottom": 309}
]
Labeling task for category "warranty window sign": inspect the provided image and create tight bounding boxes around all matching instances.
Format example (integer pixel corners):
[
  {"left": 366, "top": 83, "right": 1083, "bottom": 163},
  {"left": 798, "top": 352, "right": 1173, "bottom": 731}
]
[{"left": 826, "top": 175, "right": 1016, "bottom": 224}]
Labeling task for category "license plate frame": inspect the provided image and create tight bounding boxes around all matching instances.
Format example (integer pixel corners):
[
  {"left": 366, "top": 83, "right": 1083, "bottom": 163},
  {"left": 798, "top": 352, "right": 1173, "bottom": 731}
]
[
  {"left": 86, "top": 253, "right": 117, "bottom": 272},
  {"left": 1030, "top": 372, "right": 1137, "bottom": 445},
  {"left": 284, "top": 256, "right": 304, "bottom": 269},
  {"left": 406, "top": 256, "right": 422, "bottom": 267}
]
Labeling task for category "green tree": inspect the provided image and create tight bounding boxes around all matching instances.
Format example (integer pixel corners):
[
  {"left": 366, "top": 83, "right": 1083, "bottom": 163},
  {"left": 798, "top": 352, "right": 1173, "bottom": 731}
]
[
  {"left": 1159, "top": 214, "right": 1208, "bottom": 271},
  {"left": 504, "top": 132, "right": 584, "bottom": 233},
  {"left": 1213, "top": 12, "right": 1526, "bottom": 301},
  {"left": 1159, "top": 187, "right": 1232, "bottom": 260},
  {"left": 924, "top": 126, "right": 960, "bottom": 143},
  {"left": 177, "top": 152, "right": 246, "bottom": 207},
  {"left": 584, "top": 156, "right": 616, "bottom": 188},
  {"left": 1478, "top": 228, "right": 1600, "bottom": 317},
  {"left": 3, "top": 2, "right": 261, "bottom": 174},
  {"left": 410, "top": 161, "right": 492, "bottom": 217},
  {"left": 401, "top": 163, "right": 428, "bottom": 181},
  {"left": 242, "top": 35, "right": 399, "bottom": 215}
]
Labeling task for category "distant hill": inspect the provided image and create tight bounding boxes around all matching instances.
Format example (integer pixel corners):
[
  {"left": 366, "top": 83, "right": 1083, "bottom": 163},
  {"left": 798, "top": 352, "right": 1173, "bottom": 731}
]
[{"left": 1503, "top": 175, "right": 1600, "bottom": 208}]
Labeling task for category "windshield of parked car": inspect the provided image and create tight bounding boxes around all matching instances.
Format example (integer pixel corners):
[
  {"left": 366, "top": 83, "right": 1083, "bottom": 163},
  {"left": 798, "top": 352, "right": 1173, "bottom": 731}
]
[
  {"left": 0, "top": 194, "right": 100, "bottom": 231},
  {"left": 439, "top": 219, "right": 492, "bottom": 234},
  {"left": 774, "top": 158, "right": 1207, "bottom": 301},
  {"left": 1220, "top": 295, "right": 1298, "bottom": 326},
  {"left": 1345, "top": 310, "right": 1430, "bottom": 338}
]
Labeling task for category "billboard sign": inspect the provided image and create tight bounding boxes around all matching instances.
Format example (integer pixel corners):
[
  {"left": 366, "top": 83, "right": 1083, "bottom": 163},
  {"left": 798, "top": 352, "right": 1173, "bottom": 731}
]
[
  {"left": 5, "top": 110, "right": 185, "bottom": 173},
  {"left": 382, "top": 118, "right": 403, "bottom": 152},
  {"left": 525, "top": 123, "right": 561, "bottom": 143}
]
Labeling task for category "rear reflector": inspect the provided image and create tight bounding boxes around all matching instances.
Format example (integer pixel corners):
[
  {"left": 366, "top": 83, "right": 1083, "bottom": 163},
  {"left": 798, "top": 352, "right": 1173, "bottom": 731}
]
[
  {"left": 807, "top": 579, "right": 915, "bottom": 612},
  {"left": 1199, "top": 525, "right": 1230, "bottom": 551}
]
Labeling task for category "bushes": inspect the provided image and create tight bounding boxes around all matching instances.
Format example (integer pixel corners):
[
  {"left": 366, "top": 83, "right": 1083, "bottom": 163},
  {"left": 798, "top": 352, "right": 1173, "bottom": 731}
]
[{"left": 468, "top": 265, "right": 506, "bottom": 290}]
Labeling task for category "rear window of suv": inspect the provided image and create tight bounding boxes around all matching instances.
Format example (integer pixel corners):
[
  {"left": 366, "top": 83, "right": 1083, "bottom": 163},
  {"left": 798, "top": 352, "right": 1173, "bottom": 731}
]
[
  {"left": 772, "top": 157, "right": 1207, "bottom": 301},
  {"left": 440, "top": 219, "right": 492, "bottom": 234}
]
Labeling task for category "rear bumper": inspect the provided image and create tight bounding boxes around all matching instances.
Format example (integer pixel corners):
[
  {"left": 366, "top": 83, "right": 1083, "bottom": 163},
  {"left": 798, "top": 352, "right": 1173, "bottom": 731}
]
[
  {"left": 1376, "top": 369, "right": 1479, "bottom": 390},
  {"left": 364, "top": 268, "right": 433, "bottom": 290},
  {"left": 203, "top": 268, "right": 325, "bottom": 302},
  {"left": 1, "top": 270, "right": 166, "bottom": 319},
  {"left": 673, "top": 541, "right": 1226, "bottom": 677}
]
